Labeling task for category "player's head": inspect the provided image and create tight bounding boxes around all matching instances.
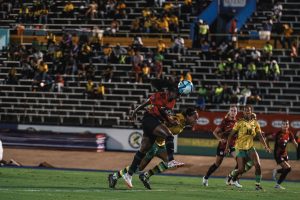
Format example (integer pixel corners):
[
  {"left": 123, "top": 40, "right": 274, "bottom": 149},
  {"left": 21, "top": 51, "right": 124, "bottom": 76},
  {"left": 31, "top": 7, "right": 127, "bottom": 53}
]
[
  {"left": 167, "top": 84, "right": 180, "bottom": 100},
  {"left": 242, "top": 105, "right": 253, "bottom": 118},
  {"left": 226, "top": 105, "right": 237, "bottom": 119},
  {"left": 184, "top": 107, "right": 198, "bottom": 125},
  {"left": 281, "top": 119, "right": 289, "bottom": 130}
]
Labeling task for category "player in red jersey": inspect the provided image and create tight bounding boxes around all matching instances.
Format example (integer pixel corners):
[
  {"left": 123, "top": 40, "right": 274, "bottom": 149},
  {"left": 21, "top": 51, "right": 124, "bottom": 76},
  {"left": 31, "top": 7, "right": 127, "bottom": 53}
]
[
  {"left": 271, "top": 120, "right": 298, "bottom": 189},
  {"left": 122, "top": 80, "right": 184, "bottom": 188},
  {"left": 202, "top": 105, "right": 238, "bottom": 186}
]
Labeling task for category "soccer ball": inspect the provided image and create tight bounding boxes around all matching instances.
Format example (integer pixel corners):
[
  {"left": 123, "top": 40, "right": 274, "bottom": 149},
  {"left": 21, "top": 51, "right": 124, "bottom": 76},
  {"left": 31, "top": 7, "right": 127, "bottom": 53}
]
[{"left": 178, "top": 80, "right": 193, "bottom": 94}]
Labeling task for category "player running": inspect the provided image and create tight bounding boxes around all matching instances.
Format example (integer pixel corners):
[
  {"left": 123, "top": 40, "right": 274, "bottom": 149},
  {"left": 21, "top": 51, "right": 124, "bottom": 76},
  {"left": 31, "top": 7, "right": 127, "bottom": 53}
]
[
  {"left": 225, "top": 105, "right": 271, "bottom": 190},
  {"left": 270, "top": 120, "right": 298, "bottom": 189},
  {"left": 108, "top": 108, "right": 198, "bottom": 189},
  {"left": 121, "top": 80, "right": 185, "bottom": 188},
  {"left": 202, "top": 105, "right": 238, "bottom": 186}
]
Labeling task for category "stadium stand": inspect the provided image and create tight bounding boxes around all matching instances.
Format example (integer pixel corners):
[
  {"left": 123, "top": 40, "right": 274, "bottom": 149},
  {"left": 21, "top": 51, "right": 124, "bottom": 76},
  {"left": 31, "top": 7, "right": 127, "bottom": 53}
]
[{"left": 0, "top": 0, "right": 299, "bottom": 129}]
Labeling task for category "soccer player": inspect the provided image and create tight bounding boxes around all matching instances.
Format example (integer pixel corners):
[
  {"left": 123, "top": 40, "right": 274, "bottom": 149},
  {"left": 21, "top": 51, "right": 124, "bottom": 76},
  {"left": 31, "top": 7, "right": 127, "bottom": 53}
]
[
  {"left": 108, "top": 108, "right": 199, "bottom": 189},
  {"left": 0, "top": 139, "right": 3, "bottom": 162},
  {"left": 225, "top": 105, "right": 271, "bottom": 190},
  {"left": 271, "top": 120, "right": 298, "bottom": 189},
  {"left": 202, "top": 105, "right": 238, "bottom": 186},
  {"left": 121, "top": 80, "right": 184, "bottom": 188}
]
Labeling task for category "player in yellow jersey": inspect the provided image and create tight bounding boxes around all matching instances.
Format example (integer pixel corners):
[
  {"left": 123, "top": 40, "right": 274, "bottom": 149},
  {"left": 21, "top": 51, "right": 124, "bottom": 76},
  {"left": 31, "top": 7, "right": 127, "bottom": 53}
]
[
  {"left": 108, "top": 108, "right": 198, "bottom": 189},
  {"left": 225, "top": 105, "right": 271, "bottom": 190}
]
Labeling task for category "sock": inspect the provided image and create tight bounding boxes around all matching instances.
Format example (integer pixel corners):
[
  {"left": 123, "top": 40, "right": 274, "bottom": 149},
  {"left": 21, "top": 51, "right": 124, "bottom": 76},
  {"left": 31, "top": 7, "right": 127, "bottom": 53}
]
[
  {"left": 255, "top": 175, "right": 262, "bottom": 184},
  {"left": 205, "top": 163, "right": 219, "bottom": 179},
  {"left": 145, "top": 162, "right": 168, "bottom": 178},
  {"left": 166, "top": 135, "right": 174, "bottom": 161},
  {"left": 277, "top": 168, "right": 291, "bottom": 184},
  {"left": 114, "top": 166, "right": 129, "bottom": 179},
  {"left": 128, "top": 151, "right": 146, "bottom": 175},
  {"left": 244, "top": 160, "right": 253, "bottom": 172},
  {"left": 230, "top": 169, "right": 239, "bottom": 181}
]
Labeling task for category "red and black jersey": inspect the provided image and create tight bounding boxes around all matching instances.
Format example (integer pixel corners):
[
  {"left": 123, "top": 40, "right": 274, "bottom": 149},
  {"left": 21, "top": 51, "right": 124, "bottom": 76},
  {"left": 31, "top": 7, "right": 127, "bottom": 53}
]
[
  {"left": 218, "top": 117, "right": 237, "bottom": 148},
  {"left": 146, "top": 92, "right": 176, "bottom": 121},
  {"left": 274, "top": 130, "right": 295, "bottom": 157}
]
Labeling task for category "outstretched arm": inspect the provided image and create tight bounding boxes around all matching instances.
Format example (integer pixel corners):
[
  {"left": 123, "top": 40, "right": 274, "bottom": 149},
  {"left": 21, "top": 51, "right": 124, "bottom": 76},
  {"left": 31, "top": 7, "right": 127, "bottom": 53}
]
[
  {"left": 131, "top": 99, "right": 150, "bottom": 121},
  {"left": 258, "top": 131, "right": 271, "bottom": 153}
]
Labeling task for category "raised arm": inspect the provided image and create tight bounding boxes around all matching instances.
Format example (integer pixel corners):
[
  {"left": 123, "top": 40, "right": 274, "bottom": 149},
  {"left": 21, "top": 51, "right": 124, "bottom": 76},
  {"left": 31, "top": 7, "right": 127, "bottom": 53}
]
[
  {"left": 130, "top": 99, "right": 150, "bottom": 121},
  {"left": 224, "top": 129, "right": 238, "bottom": 153}
]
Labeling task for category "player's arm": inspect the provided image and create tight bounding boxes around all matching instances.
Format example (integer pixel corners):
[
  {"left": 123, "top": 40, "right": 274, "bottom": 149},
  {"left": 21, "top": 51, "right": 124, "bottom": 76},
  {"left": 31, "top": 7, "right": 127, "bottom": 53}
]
[
  {"left": 257, "top": 131, "right": 271, "bottom": 153},
  {"left": 224, "top": 129, "right": 238, "bottom": 153},
  {"left": 212, "top": 127, "right": 224, "bottom": 142},
  {"left": 131, "top": 99, "right": 150, "bottom": 121},
  {"left": 290, "top": 132, "right": 298, "bottom": 149},
  {"left": 158, "top": 108, "right": 178, "bottom": 126}
]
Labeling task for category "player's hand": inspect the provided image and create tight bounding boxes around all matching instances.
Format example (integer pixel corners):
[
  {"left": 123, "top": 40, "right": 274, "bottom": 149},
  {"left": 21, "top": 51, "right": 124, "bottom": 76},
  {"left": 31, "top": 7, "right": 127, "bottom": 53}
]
[
  {"left": 220, "top": 139, "right": 227, "bottom": 144},
  {"left": 130, "top": 111, "right": 136, "bottom": 122}
]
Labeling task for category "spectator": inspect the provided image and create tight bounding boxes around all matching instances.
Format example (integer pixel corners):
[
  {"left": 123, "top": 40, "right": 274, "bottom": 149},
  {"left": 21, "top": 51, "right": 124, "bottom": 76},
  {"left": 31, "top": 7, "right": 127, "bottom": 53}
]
[
  {"left": 262, "top": 19, "right": 273, "bottom": 40},
  {"left": 282, "top": 24, "right": 293, "bottom": 49},
  {"left": 222, "top": 84, "right": 233, "bottom": 104},
  {"left": 272, "top": 21, "right": 284, "bottom": 49},
  {"left": 131, "top": 18, "right": 141, "bottom": 33},
  {"left": 273, "top": 1, "right": 283, "bottom": 21},
  {"left": 229, "top": 18, "right": 238, "bottom": 43},
  {"left": 158, "top": 16, "right": 169, "bottom": 33},
  {"left": 132, "top": 35, "right": 144, "bottom": 51},
  {"left": 233, "top": 59, "right": 243, "bottom": 80},
  {"left": 46, "top": 31, "right": 56, "bottom": 48},
  {"left": 231, "top": 84, "right": 240, "bottom": 104},
  {"left": 212, "top": 83, "right": 223, "bottom": 103},
  {"left": 115, "top": 0, "right": 127, "bottom": 19},
  {"left": 263, "top": 60, "right": 271, "bottom": 80},
  {"left": 101, "top": 65, "right": 113, "bottom": 83},
  {"left": 172, "top": 35, "right": 185, "bottom": 54},
  {"left": 198, "top": 19, "right": 209, "bottom": 44},
  {"left": 290, "top": 42, "right": 298, "bottom": 58},
  {"left": 169, "top": 14, "right": 179, "bottom": 33},
  {"left": 102, "top": 43, "right": 113, "bottom": 63},
  {"left": 112, "top": 43, "right": 127, "bottom": 63},
  {"left": 152, "top": 60, "right": 163, "bottom": 79},
  {"left": 248, "top": 86, "right": 261, "bottom": 104},
  {"left": 240, "top": 85, "right": 251, "bottom": 105},
  {"left": 250, "top": 47, "right": 261, "bottom": 64},
  {"left": 53, "top": 73, "right": 64, "bottom": 93},
  {"left": 263, "top": 41, "right": 273, "bottom": 60},
  {"left": 157, "top": 39, "right": 166, "bottom": 54},
  {"left": 141, "top": 63, "right": 151, "bottom": 83},
  {"left": 85, "top": 79, "right": 95, "bottom": 98},
  {"left": 6, "top": 67, "right": 18, "bottom": 85},
  {"left": 95, "top": 83, "right": 105, "bottom": 99},
  {"left": 270, "top": 60, "right": 280, "bottom": 81},
  {"left": 106, "top": 18, "right": 120, "bottom": 36},
  {"left": 63, "top": 1, "right": 75, "bottom": 18},
  {"left": 246, "top": 62, "right": 257, "bottom": 79},
  {"left": 86, "top": 1, "right": 98, "bottom": 19}
]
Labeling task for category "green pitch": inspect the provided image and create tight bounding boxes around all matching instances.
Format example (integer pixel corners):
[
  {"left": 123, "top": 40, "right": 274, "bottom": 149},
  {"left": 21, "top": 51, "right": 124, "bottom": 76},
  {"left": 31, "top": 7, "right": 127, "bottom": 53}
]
[{"left": 0, "top": 167, "right": 299, "bottom": 200}]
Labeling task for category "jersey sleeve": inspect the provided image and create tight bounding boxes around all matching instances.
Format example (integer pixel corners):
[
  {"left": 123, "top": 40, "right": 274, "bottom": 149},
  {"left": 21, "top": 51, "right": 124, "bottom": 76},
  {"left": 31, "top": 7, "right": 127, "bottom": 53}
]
[
  {"left": 232, "top": 120, "right": 240, "bottom": 132},
  {"left": 254, "top": 120, "right": 261, "bottom": 133}
]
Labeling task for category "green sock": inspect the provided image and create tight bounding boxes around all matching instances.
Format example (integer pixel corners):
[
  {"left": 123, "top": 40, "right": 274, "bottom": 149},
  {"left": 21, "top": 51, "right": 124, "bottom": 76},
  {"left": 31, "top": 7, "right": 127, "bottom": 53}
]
[
  {"left": 244, "top": 160, "right": 253, "bottom": 172},
  {"left": 145, "top": 162, "right": 168, "bottom": 178},
  {"left": 114, "top": 166, "right": 129, "bottom": 179},
  {"left": 255, "top": 175, "right": 262, "bottom": 184}
]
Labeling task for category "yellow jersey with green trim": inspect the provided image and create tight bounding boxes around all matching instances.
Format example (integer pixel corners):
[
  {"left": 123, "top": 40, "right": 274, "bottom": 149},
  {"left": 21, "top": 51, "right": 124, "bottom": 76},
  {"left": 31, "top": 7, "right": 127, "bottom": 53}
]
[
  {"left": 156, "top": 113, "right": 186, "bottom": 147},
  {"left": 233, "top": 118, "right": 261, "bottom": 150}
]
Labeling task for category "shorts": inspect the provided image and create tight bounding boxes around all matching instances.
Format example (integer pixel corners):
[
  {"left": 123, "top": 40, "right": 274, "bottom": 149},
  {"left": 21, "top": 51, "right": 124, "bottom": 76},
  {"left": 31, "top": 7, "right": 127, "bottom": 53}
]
[
  {"left": 236, "top": 147, "right": 256, "bottom": 158},
  {"left": 142, "top": 112, "right": 161, "bottom": 141},
  {"left": 144, "top": 143, "right": 166, "bottom": 161},
  {"left": 217, "top": 143, "right": 235, "bottom": 156},
  {"left": 274, "top": 154, "right": 288, "bottom": 164}
]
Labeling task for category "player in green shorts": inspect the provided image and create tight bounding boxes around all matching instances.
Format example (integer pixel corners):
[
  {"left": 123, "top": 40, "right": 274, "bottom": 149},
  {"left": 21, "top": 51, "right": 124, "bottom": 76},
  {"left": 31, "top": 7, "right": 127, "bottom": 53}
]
[{"left": 108, "top": 107, "right": 198, "bottom": 189}]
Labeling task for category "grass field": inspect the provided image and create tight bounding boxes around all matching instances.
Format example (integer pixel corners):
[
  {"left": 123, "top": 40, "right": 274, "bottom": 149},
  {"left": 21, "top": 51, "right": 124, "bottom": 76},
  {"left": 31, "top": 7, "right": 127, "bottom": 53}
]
[{"left": 0, "top": 167, "right": 299, "bottom": 200}]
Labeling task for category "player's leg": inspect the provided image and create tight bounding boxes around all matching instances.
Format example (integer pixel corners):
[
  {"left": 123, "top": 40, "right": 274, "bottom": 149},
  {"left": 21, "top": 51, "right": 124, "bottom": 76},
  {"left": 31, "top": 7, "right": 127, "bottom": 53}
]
[
  {"left": 139, "top": 146, "right": 168, "bottom": 190},
  {"left": 274, "top": 159, "right": 291, "bottom": 189},
  {"left": 203, "top": 155, "right": 224, "bottom": 186},
  {"left": 152, "top": 124, "right": 184, "bottom": 168},
  {"left": 0, "top": 140, "right": 3, "bottom": 161},
  {"left": 108, "top": 166, "right": 129, "bottom": 188},
  {"left": 123, "top": 135, "right": 154, "bottom": 188},
  {"left": 231, "top": 150, "right": 246, "bottom": 188},
  {"left": 248, "top": 148, "right": 263, "bottom": 190},
  {"left": 225, "top": 148, "right": 237, "bottom": 185}
]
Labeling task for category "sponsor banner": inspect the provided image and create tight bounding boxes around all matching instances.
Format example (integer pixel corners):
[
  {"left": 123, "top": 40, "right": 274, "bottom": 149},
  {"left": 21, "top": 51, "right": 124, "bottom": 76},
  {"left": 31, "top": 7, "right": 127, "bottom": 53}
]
[
  {"left": 223, "top": 0, "right": 246, "bottom": 7},
  {"left": 16, "top": 125, "right": 178, "bottom": 152},
  {"left": 194, "top": 111, "right": 300, "bottom": 134}
]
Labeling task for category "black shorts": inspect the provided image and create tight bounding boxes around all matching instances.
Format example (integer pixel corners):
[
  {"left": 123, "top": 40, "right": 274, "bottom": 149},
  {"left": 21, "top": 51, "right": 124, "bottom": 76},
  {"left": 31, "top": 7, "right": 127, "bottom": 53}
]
[
  {"left": 275, "top": 154, "right": 288, "bottom": 164},
  {"left": 217, "top": 143, "right": 235, "bottom": 157},
  {"left": 142, "top": 112, "right": 161, "bottom": 141}
]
